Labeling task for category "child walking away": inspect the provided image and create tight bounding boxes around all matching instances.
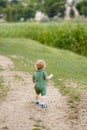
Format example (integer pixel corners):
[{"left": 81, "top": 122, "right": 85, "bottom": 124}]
[{"left": 32, "top": 59, "right": 53, "bottom": 108}]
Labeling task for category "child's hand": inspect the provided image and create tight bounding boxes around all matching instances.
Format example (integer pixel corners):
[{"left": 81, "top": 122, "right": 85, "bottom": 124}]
[
  {"left": 49, "top": 74, "right": 53, "bottom": 78},
  {"left": 46, "top": 74, "right": 53, "bottom": 80}
]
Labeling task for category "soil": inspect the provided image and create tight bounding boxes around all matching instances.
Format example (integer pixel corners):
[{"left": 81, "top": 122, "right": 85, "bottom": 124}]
[{"left": 0, "top": 55, "right": 87, "bottom": 130}]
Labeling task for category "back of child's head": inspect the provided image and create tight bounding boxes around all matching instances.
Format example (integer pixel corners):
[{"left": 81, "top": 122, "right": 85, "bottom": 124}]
[{"left": 35, "top": 59, "right": 46, "bottom": 69}]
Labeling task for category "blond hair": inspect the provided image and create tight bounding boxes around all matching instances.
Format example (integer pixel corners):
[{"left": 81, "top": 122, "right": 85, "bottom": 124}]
[{"left": 35, "top": 59, "right": 46, "bottom": 69}]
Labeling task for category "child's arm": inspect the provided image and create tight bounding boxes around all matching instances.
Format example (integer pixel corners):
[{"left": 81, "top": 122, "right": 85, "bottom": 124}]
[
  {"left": 32, "top": 80, "right": 35, "bottom": 83},
  {"left": 32, "top": 74, "right": 35, "bottom": 83},
  {"left": 46, "top": 74, "right": 53, "bottom": 80}
]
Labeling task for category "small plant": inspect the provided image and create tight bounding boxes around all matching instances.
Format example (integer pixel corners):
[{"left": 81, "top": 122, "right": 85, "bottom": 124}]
[{"left": 32, "top": 128, "right": 41, "bottom": 130}]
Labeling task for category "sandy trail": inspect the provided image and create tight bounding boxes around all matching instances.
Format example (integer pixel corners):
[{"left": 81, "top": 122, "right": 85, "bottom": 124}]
[{"left": 0, "top": 55, "right": 72, "bottom": 130}]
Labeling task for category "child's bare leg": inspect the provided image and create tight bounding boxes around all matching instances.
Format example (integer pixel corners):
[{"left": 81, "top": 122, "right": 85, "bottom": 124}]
[
  {"left": 41, "top": 95, "right": 47, "bottom": 108},
  {"left": 35, "top": 94, "right": 39, "bottom": 100},
  {"left": 35, "top": 94, "right": 39, "bottom": 104},
  {"left": 41, "top": 95, "right": 46, "bottom": 104}
]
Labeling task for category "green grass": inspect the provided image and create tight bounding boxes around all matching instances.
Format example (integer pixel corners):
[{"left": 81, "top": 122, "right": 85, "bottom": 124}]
[
  {"left": 0, "top": 37, "right": 87, "bottom": 118},
  {"left": 0, "top": 76, "right": 10, "bottom": 100},
  {"left": 0, "top": 38, "right": 87, "bottom": 84}
]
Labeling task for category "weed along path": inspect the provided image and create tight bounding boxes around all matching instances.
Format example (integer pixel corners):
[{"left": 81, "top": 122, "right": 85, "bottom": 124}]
[{"left": 0, "top": 55, "right": 72, "bottom": 130}]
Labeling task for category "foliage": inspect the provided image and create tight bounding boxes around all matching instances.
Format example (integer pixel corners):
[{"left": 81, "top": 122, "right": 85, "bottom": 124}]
[
  {"left": 43, "top": 0, "right": 65, "bottom": 17},
  {"left": 76, "top": 0, "right": 87, "bottom": 16},
  {"left": 0, "top": 21, "right": 87, "bottom": 57},
  {"left": 4, "top": 5, "right": 21, "bottom": 22},
  {"left": 0, "top": 0, "right": 87, "bottom": 22},
  {"left": 0, "top": 0, "right": 7, "bottom": 8},
  {"left": 3, "top": 4, "right": 36, "bottom": 22},
  {"left": 0, "top": 0, "right": 37, "bottom": 22}
]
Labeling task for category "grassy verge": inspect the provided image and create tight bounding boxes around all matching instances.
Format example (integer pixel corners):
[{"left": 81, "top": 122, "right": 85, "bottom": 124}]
[
  {"left": 0, "top": 37, "right": 87, "bottom": 119},
  {"left": 0, "top": 76, "right": 10, "bottom": 100}
]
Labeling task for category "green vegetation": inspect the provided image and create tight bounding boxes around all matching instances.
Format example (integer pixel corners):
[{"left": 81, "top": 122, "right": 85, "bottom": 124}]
[
  {"left": 0, "top": 22, "right": 87, "bottom": 56},
  {"left": 77, "top": 0, "right": 87, "bottom": 16},
  {"left": 0, "top": 76, "right": 10, "bottom": 100},
  {"left": 0, "top": 0, "right": 87, "bottom": 22},
  {"left": 0, "top": 38, "right": 87, "bottom": 84},
  {"left": 43, "top": 0, "right": 65, "bottom": 17}
]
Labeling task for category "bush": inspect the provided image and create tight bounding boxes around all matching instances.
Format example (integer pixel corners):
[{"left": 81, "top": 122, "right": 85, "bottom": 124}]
[{"left": 40, "top": 14, "right": 50, "bottom": 22}]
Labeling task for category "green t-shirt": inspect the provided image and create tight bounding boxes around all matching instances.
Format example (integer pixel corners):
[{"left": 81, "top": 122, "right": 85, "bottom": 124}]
[{"left": 33, "top": 69, "right": 47, "bottom": 88}]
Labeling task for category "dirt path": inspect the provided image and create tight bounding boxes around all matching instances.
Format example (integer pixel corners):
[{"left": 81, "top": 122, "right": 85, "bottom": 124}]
[{"left": 0, "top": 55, "right": 72, "bottom": 130}]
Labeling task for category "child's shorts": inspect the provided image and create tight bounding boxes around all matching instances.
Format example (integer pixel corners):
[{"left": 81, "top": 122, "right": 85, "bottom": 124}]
[{"left": 35, "top": 86, "right": 46, "bottom": 96}]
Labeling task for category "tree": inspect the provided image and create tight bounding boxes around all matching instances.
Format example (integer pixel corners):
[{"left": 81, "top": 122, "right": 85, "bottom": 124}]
[
  {"left": 43, "top": 0, "right": 65, "bottom": 17},
  {"left": 21, "top": 5, "right": 35, "bottom": 21},
  {"left": 0, "top": 0, "right": 7, "bottom": 8},
  {"left": 76, "top": 0, "right": 87, "bottom": 16}
]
